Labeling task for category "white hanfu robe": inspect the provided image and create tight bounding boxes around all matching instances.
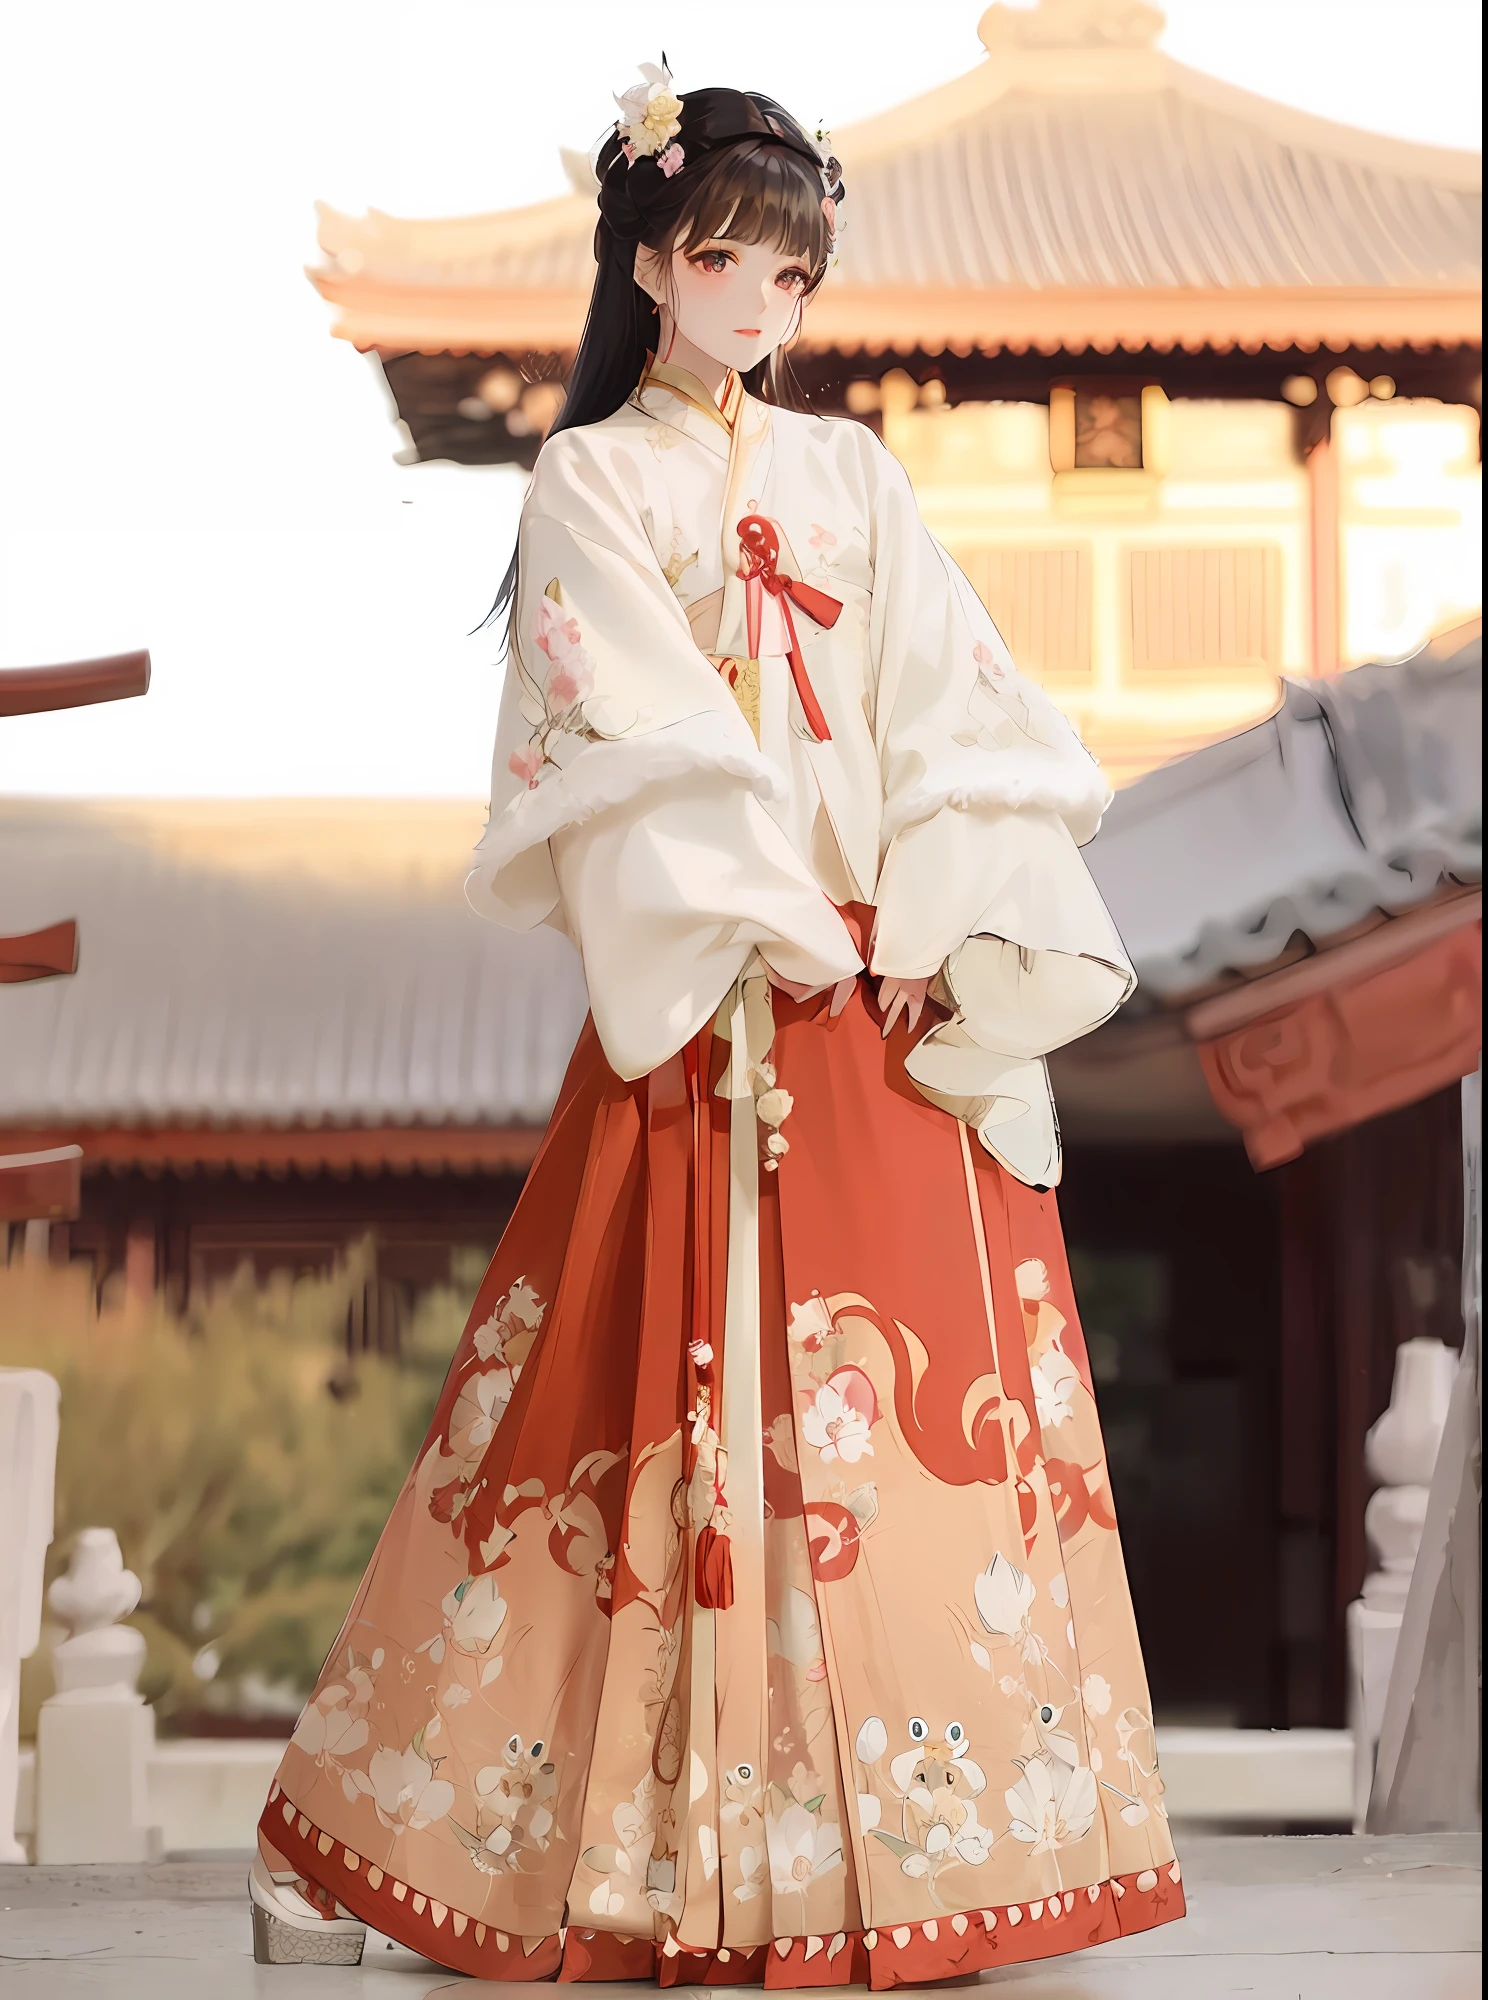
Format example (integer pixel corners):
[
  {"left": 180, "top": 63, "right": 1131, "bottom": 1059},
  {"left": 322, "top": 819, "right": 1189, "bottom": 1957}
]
[{"left": 469, "top": 361, "right": 1134, "bottom": 1191}]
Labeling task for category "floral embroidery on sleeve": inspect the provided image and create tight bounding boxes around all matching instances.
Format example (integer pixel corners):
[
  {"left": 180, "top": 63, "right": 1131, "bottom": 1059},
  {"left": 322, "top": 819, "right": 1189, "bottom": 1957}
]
[{"left": 508, "top": 580, "right": 602, "bottom": 789}]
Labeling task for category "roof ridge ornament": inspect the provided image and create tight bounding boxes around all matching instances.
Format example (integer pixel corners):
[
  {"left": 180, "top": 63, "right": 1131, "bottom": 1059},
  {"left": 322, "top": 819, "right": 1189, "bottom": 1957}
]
[{"left": 978, "top": 0, "right": 1164, "bottom": 51}]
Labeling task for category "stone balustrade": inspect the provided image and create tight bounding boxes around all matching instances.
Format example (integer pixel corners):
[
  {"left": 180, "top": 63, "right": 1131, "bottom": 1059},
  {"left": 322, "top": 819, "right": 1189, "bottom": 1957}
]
[{"left": 1346, "top": 1336, "right": 1458, "bottom": 1831}]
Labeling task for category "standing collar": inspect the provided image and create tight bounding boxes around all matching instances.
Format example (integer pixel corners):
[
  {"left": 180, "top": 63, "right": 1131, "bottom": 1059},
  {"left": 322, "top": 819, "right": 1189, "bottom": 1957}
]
[{"left": 639, "top": 360, "right": 744, "bottom": 437}]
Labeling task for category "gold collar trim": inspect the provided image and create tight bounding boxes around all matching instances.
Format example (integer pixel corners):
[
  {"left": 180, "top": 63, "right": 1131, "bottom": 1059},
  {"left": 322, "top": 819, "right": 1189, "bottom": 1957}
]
[{"left": 640, "top": 360, "right": 742, "bottom": 436}]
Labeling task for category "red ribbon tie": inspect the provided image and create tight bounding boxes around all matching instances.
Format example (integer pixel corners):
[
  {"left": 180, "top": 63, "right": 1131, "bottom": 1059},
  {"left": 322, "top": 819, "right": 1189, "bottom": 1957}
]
[{"left": 736, "top": 513, "right": 838, "bottom": 742}]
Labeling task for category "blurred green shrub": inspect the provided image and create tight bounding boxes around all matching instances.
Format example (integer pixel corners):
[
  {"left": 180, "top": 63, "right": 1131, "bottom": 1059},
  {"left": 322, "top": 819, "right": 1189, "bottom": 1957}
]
[{"left": 1, "top": 1243, "right": 479, "bottom": 1735}]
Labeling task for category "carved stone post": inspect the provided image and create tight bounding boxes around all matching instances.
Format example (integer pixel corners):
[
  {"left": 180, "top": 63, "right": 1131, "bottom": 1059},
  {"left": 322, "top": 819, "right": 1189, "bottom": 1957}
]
[
  {"left": 1346, "top": 1336, "right": 1457, "bottom": 1830},
  {"left": 34, "top": 1529, "right": 162, "bottom": 1863},
  {"left": 0, "top": 1370, "right": 60, "bottom": 1863}
]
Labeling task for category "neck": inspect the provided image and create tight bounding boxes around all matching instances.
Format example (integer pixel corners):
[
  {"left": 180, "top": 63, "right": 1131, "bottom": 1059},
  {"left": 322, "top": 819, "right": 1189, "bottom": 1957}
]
[{"left": 653, "top": 314, "right": 735, "bottom": 404}]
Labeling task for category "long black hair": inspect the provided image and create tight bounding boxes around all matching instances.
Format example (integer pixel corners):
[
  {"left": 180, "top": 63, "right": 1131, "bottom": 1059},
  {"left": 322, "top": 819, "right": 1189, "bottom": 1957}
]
[{"left": 484, "top": 86, "right": 845, "bottom": 643}]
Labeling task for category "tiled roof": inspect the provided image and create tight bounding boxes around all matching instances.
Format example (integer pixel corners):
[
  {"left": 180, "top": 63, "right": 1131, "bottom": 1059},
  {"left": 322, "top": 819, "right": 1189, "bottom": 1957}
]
[
  {"left": 311, "top": 3, "right": 1480, "bottom": 357},
  {"left": 1085, "top": 626, "right": 1483, "bottom": 1000},
  {"left": 0, "top": 801, "right": 588, "bottom": 1132}
]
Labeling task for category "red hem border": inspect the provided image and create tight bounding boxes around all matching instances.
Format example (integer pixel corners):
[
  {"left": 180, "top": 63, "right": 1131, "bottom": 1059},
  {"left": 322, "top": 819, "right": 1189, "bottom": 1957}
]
[{"left": 260, "top": 1788, "right": 1186, "bottom": 1988}]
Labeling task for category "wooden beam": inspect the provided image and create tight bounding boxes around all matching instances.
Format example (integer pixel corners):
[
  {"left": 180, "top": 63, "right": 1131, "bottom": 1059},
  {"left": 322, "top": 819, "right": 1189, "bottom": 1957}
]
[
  {"left": 0, "top": 1124, "right": 547, "bottom": 1176},
  {"left": 1308, "top": 433, "right": 1341, "bottom": 677},
  {"left": 1193, "top": 918, "right": 1482, "bottom": 1169},
  {"left": 1185, "top": 892, "right": 1482, "bottom": 1042},
  {"left": 0, "top": 650, "right": 150, "bottom": 718},
  {"left": 0, "top": 919, "right": 79, "bottom": 985},
  {"left": 0, "top": 1145, "right": 82, "bottom": 1222}
]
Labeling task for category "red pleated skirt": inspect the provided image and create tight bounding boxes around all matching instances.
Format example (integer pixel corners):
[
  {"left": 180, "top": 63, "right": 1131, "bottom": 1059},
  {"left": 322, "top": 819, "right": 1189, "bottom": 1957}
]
[{"left": 260, "top": 972, "right": 1183, "bottom": 1984}]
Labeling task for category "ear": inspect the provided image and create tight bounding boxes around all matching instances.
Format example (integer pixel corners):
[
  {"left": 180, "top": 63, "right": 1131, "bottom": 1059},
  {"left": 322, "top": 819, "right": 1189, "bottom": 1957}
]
[{"left": 633, "top": 241, "right": 670, "bottom": 307}]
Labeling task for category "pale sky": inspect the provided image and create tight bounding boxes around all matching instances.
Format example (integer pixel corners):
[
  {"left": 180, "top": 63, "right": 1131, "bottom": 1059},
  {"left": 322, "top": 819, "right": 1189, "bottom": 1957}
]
[{"left": 0, "top": 0, "right": 1480, "bottom": 798}]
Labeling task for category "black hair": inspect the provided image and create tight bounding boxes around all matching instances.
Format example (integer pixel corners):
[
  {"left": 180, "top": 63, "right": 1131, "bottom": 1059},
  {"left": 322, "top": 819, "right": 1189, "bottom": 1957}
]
[{"left": 483, "top": 87, "right": 844, "bottom": 643}]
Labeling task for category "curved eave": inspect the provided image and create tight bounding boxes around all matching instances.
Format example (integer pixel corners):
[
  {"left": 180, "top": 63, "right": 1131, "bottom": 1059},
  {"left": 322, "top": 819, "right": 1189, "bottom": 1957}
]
[
  {"left": 310, "top": 269, "right": 1485, "bottom": 359},
  {"left": 0, "top": 1122, "right": 547, "bottom": 1176}
]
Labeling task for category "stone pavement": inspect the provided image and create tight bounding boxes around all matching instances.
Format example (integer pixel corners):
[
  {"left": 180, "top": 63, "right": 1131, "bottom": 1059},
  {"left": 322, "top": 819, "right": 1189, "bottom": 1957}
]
[{"left": 0, "top": 1835, "right": 1478, "bottom": 2000}]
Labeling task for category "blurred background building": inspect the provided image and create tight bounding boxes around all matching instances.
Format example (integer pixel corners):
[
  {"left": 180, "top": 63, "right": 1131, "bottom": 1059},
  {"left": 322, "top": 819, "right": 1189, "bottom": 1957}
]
[
  {"left": 0, "top": 801, "right": 584, "bottom": 1310},
  {"left": 314, "top": 0, "right": 1481, "bottom": 782},
  {"left": 1, "top": 0, "right": 1481, "bottom": 1822}
]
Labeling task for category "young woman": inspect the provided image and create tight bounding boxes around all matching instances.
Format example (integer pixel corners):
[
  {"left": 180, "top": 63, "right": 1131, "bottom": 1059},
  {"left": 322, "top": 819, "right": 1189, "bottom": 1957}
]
[{"left": 251, "top": 67, "right": 1184, "bottom": 1984}]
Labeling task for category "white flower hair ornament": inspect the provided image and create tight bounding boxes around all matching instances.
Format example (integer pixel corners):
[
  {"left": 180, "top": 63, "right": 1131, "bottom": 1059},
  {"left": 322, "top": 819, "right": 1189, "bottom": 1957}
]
[
  {"left": 614, "top": 58, "right": 685, "bottom": 177},
  {"left": 814, "top": 125, "right": 846, "bottom": 257}
]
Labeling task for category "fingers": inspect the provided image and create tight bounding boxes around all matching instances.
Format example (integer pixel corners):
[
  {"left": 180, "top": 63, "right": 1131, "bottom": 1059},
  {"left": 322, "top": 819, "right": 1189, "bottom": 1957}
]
[
  {"left": 828, "top": 976, "right": 856, "bottom": 1017},
  {"left": 877, "top": 976, "right": 929, "bottom": 1038},
  {"left": 879, "top": 981, "right": 906, "bottom": 1039}
]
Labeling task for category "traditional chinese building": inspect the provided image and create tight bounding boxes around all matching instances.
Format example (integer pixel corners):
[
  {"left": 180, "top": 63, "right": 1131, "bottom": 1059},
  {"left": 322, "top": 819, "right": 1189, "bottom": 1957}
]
[
  {"left": 310, "top": 0, "right": 1481, "bottom": 781},
  {"left": 1060, "top": 621, "right": 1480, "bottom": 1732},
  {"left": 3, "top": 0, "right": 1480, "bottom": 1766},
  {"left": 0, "top": 799, "right": 587, "bottom": 1320}
]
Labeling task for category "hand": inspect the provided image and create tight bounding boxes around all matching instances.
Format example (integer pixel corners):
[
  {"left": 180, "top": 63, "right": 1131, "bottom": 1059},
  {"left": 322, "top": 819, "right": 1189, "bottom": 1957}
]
[
  {"left": 763, "top": 963, "right": 858, "bottom": 1017},
  {"left": 877, "top": 975, "right": 930, "bottom": 1039}
]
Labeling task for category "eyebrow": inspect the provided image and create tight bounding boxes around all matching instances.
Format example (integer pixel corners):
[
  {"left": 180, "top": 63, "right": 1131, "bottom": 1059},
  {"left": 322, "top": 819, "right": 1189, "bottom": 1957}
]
[{"left": 690, "top": 236, "right": 809, "bottom": 263}]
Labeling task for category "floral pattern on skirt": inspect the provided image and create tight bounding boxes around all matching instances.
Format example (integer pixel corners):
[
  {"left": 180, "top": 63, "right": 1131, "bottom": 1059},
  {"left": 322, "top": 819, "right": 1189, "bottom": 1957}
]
[{"left": 260, "top": 978, "right": 1182, "bottom": 1982}]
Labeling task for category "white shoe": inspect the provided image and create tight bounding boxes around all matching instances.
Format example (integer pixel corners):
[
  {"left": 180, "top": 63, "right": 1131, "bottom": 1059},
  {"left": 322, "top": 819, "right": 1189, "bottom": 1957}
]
[{"left": 249, "top": 1851, "right": 367, "bottom": 1966}]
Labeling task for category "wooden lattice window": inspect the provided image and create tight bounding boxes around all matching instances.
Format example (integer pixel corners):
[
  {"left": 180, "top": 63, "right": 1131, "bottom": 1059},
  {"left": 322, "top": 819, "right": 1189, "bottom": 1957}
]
[
  {"left": 948, "top": 546, "right": 1092, "bottom": 681},
  {"left": 1129, "top": 545, "right": 1283, "bottom": 673}
]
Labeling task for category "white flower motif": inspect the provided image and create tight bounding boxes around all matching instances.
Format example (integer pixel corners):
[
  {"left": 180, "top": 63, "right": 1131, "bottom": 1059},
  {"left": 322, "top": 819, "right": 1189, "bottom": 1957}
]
[
  {"left": 645, "top": 1852, "right": 682, "bottom": 1920},
  {"left": 801, "top": 1365, "right": 879, "bottom": 1465},
  {"left": 767, "top": 1582, "right": 822, "bottom": 1671},
  {"left": 856, "top": 1715, "right": 888, "bottom": 1764},
  {"left": 290, "top": 1688, "right": 368, "bottom": 1761},
  {"left": 502, "top": 1278, "right": 544, "bottom": 1329},
  {"left": 767, "top": 1803, "right": 844, "bottom": 1894},
  {"left": 1014, "top": 1257, "right": 1051, "bottom": 1302},
  {"left": 367, "top": 1744, "right": 455, "bottom": 1834},
  {"left": 447, "top": 1367, "right": 514, "bottom": 1474},
  {"left": 802, "top": 1382, "right": 871, "bottom": 1462},
  {"left": 787, "top": 1294, "right": 834, "bottom": 1350},
  {"left": 613, "top": 61, "right": 682, "bottom": 158},
  {"left": 733, "top": 1843, "right": 767, "bottom": 1902},
  {"left": 1081, "top": 1673, "right": 1112, "bottom": 1718},
  {"left": 974, "top": 1553, "right": 1037, "bottom": 1638},
  {"left": 1004, "top": 1755, "right": 1098, "bottom": 1855},
  {"left": 939, "top": 1800, "right": 994, "bottom": 1867},
  {"left": 443, "top": 1572, "right": 508, "bottom": 1656},
  {"left": 1032, "top": 1350, "right": 1079, "bottom": 1429}
]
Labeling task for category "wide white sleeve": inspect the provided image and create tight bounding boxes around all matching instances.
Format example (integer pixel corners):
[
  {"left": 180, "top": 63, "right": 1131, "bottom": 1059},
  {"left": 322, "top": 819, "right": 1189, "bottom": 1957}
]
[
  {"left": 551, "top": 773, "right": 861, "bottom": 1081},
  {"left": 861, "top": 439, "right": 1134, "bottom": 1182},
  {"left": 466, "top": 439, "right": 860, "bottom": 1081}
]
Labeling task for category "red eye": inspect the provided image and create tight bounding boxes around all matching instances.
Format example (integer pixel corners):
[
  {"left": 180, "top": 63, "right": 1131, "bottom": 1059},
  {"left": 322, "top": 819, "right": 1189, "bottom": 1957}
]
[
  {"left": 776, "top": 267, "right": 809, "bottom": 296},
  {"left": 695, "top": 250, "right": 730, "bottom": 274}
]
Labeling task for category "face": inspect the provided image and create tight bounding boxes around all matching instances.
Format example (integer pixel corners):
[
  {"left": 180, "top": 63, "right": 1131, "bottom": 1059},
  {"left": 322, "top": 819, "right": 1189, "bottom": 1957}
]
[{"left": 637, "top": 232, "right": 812, "bottom": 375}]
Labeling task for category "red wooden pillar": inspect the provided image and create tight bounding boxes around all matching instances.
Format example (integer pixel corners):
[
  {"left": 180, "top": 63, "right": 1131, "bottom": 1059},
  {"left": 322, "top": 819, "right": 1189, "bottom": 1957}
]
[{"left": 1308, "top": 429, "right": 1341, "bottom": 676}]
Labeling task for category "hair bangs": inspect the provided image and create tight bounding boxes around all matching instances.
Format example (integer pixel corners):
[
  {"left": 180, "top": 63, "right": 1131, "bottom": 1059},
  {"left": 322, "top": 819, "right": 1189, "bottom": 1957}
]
[{"left": 674, "top": 141, "right": 830, "bottom": 287}]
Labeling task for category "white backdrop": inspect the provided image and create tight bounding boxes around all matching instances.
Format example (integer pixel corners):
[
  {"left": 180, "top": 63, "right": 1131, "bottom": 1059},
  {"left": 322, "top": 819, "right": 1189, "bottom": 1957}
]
[{"left": 0, "top": 0, "right": 1480, "bottom": 797}]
